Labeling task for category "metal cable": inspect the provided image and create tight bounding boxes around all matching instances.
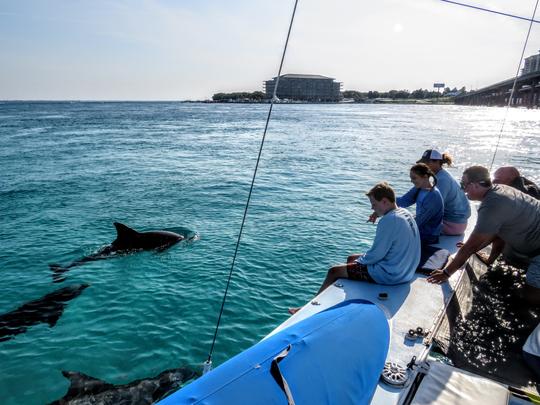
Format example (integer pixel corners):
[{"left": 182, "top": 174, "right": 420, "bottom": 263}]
[
  {"left": 489, "top": 0, "right": 539, "bottom": 171},
  {"left": 203, "top": 0, "right": 538, "bottom": 367},
  {"left": 205, "top": 0, "right": 299, "bottom": 365},
  {"left": 440, "top": 0, "right": 540, "bottom": 24}
]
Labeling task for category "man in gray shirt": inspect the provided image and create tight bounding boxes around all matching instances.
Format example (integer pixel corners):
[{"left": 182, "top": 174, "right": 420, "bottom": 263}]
[
  {"left": 476, "top": 166, "right": 540, "bottom": 267},
  {"left": 428, "top": 165, "right": 540, "bottom": 305}
]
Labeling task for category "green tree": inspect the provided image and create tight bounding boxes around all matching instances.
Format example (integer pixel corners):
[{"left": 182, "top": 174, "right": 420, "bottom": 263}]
[
  {"left": 251, "top": 91, "right": 266, "bottom": 100},
  {"left": 394, "top": 90, "right": 410, "bottom": 99},
  {"left": 410, "top": 89, "right": 425, "bottom": 99},
  {"left": 212, "top": 91, "right": 267, "bottom": 102},
  {"left": 342, "top": 90, "right": 366, "bottom": 101}
]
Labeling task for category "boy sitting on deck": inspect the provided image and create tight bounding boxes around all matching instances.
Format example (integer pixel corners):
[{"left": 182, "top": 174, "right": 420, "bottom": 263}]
[{"left": 289, "top": 182, "right": 421, "bottom": 315}]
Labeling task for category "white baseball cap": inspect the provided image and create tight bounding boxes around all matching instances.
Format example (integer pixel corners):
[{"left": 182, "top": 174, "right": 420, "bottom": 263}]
[{"left": 417, "top": 149, "right": 442, "bottom": 163}]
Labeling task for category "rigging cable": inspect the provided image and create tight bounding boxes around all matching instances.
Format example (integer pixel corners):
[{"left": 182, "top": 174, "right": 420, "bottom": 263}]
[
  {"left": 489, "top": 0, "right": 539, "bottom": 171},
  {"left": 204, "top": 0, "right": 300, "bottom": 372},
  {"left": 440, "top": 0, "right": 540, "bottom": 168},
  {"left": 440, "top": 0, "right": 540, "bottom": 24}
]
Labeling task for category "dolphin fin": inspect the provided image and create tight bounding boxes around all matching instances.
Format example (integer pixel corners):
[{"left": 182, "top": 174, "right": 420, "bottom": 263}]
[
  {"left": 114, "top": 222, "right": 139, "bottom": 235},
  {"left": 113, "top": 222, "right": 139, "bottom": 244},
  {"left": 61, "top": 370, "right": 114, "bottom": 398},
  {"left": 112, "top": 222, "right": 141, "bottom": 250},
  {"left": 45, "top": 311, "right": 63, "bottom": 327}
]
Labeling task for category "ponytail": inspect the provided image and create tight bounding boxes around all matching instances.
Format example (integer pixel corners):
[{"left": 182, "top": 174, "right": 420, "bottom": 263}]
[{"left": 441, "top": 153, "right": 453, "bottom": 167}]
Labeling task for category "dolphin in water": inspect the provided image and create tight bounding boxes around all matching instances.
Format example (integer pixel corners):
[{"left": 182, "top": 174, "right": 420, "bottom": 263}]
[
  {"left": 0, "top": 284, "right": 89, "bottom": 342},
  {"left": 48, "top": 367, "right": 199, "bottom": 405},
  {"left": 49, "top": 222, "right": 186, "bottom": 282}
]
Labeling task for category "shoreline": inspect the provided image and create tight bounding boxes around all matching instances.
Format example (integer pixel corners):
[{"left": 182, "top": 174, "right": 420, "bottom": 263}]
[
  {"left": 205, "top": 98, "right": 455, "bottom": 105},
  {"left": 0, "top": 99, "right": 455, "bottom": 105}
]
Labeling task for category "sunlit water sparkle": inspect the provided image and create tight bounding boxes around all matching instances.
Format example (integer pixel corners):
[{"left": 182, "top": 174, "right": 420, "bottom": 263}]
[{"left": 0, "top": 102, "right": 538, "bottom": 404}]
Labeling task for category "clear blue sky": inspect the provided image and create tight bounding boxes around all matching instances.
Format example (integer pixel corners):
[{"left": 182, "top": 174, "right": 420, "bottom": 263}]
[{"left": 1, "top": 0, "right": 539, "bottom": 100}]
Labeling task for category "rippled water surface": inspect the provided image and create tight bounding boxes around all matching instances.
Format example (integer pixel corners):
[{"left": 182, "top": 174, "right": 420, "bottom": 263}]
[
  {"left": 0, "top": 102, "right": 539, "bottom": 404},
  {"left": 444, "top": 262, "right": 539, "bottom": 386}
]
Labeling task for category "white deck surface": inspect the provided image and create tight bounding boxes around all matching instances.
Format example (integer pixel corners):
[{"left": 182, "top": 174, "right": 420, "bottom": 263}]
[
  {"left": 410, "top": 361, "right": 509, "bottom": 405},
  {"left": 265, "top": 205, "right": 478, "bottom": 404}
]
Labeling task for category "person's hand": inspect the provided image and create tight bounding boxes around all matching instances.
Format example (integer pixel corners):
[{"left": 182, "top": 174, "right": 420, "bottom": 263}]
[
  {"left": 427, "top": 269, "right": 450, "bottom": 284},
  {"left": 367, "top": 211, "right": 378, "bottom": 223}
]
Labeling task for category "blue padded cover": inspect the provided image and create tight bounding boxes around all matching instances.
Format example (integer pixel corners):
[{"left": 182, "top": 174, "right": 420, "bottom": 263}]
[{"left": 159, "top": 299, "right": 389, "bottom": 405}]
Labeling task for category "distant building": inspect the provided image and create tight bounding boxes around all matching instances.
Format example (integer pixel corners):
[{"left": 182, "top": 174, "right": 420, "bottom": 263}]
[
  {"left": 522, "top": 50, "right": 540, "bottom": 75},
  {"left": 264, "top": 74, "right": 342, "bottom": 102}
]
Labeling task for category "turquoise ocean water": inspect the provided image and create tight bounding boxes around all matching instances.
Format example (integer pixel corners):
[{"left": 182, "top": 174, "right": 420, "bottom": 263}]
[{"left": 0, "top": 102, "right": 539, "bottom": 404}]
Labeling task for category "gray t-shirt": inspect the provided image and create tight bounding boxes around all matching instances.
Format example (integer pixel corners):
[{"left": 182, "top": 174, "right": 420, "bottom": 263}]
[{"left": 474, "top": 184, "right": 540, "bottom": 256}]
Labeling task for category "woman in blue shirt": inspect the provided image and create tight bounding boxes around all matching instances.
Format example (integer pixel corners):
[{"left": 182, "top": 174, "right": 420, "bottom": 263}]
[
  {"left": 397, "top": 163, "right": 444, "bottom": 245},
  {"left": 417, "top": 149, "right": 471, "bottom": 235}
]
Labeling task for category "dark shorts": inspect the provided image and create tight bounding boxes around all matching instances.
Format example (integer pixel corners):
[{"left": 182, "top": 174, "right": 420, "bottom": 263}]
[{"left": 347, "top": 262, "right": 375, "bottom": 283}]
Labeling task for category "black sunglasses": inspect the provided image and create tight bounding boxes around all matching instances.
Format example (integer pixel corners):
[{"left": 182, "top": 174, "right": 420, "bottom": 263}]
[{"left": 460, "top": 180, "right": 489, "bottom": 190}]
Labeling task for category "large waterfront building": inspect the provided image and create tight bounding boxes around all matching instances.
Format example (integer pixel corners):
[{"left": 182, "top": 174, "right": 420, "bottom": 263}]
[
  {"left": 264, "top": 74, "right": 342, "bottom": 102},
  {"left": 522, "top": 50, "right": 540, "bottom": 75}
]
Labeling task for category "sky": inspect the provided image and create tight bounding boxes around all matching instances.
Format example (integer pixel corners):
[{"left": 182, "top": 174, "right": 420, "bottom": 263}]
[{"left": 1, "top": 0, "right": 539, "bottom": 100}]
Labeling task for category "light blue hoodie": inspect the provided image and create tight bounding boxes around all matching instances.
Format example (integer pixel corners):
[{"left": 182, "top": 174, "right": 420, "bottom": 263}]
[
  {"left": 357, "top": 207, "right": 421, "bottom": 285},
  {"left": 397, "top": 186, "right": 444, "bottom": 244},
  {"left": 436, "top": 168, "right": 471, "bottom": 224}
]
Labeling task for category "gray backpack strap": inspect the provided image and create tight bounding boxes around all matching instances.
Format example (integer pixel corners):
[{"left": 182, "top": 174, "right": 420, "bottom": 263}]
[{"left": 270, "top": 344, "right": 295, "bottom": 405}]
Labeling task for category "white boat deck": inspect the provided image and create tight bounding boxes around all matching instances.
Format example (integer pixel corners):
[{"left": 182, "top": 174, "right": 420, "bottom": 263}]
[{"left": 265, "top": 206, "right": 478, "bottom": 404}]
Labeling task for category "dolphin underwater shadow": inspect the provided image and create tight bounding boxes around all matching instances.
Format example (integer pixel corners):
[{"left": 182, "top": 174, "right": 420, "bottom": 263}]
[
  {"left": 48, "top": 367, "right": 199, "bottom": 405},
  {"left": 49, "top": 222, "right": 188, "bottom": 283},
  {"left": 0, "top": 283, "right": 89, "bottom": 342}
]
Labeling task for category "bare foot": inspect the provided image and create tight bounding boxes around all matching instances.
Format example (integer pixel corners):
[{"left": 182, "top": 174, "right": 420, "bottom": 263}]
[{"left": 288, "top": 307, "right": 301, "bottom": 315}]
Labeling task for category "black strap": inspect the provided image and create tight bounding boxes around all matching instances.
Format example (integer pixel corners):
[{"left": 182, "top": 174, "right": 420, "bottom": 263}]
[{"left": 270, "top": 345, "right": 295, "bottom": 405}]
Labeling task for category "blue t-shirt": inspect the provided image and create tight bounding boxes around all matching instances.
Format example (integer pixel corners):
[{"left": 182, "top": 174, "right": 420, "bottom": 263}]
[
  {"left": 397, "top": 186, "right": 444, "bottom": 244},
  {"left": 436, "top": 169, "right": 471, "bottom": 224},
  {"left": 357, "top": 208, "right": 421, "bottom": 285}
]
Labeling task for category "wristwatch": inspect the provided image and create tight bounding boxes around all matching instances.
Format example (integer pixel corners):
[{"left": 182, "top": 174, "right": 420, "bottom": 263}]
[{"left": 443, "top": 269, "right": 450, "bottom": 277}]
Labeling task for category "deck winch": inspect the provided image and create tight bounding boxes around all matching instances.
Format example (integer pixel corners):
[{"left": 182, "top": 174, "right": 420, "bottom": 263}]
[
  {"left": 381, "top": 362, "right": 410, "bottom": 387},
  {"left": 381, "top": 356, "right": 425, "bottom": 387}
]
